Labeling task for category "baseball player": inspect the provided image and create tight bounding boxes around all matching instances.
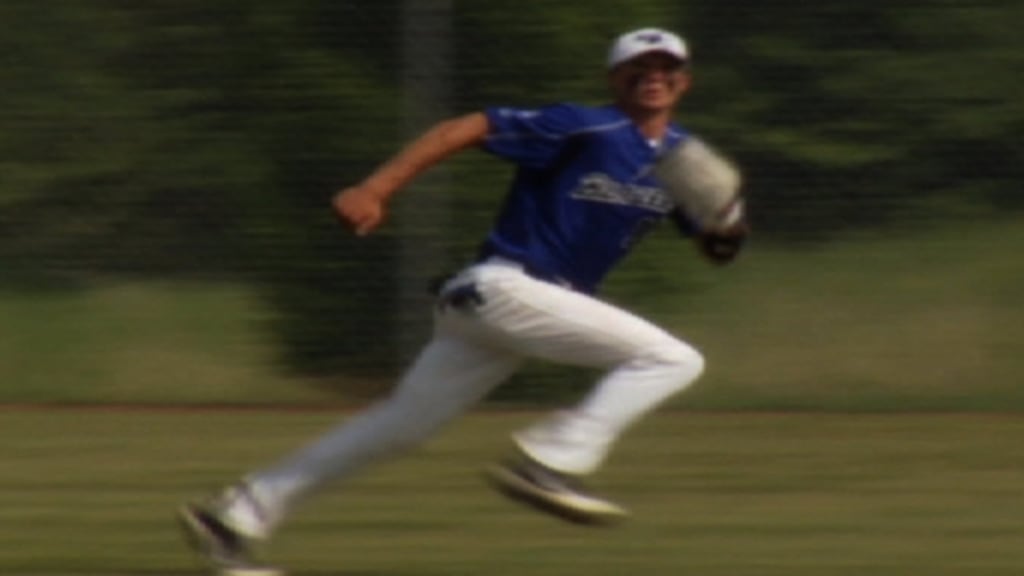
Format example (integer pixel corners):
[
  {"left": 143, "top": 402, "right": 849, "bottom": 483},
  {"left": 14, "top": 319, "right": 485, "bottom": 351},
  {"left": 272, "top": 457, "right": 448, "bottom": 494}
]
[{"left": 179, "top": 27, "right": 748, "bottom": 576}]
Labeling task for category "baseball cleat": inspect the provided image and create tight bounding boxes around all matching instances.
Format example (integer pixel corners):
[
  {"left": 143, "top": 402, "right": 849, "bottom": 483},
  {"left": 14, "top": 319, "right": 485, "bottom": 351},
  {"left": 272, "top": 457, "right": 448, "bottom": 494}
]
[
  {"left": 178, "top": 500, "right": 282, "bottom": 576},
  {"left": 485, "top": 458, "right": 628, "bottom": 525}
]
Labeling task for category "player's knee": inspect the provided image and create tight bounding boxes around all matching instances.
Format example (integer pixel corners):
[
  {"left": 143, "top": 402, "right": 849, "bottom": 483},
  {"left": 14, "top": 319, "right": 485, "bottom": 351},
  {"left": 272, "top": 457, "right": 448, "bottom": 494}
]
[{"left": 647, "top": 339, "right": 705, "bottom": 389}]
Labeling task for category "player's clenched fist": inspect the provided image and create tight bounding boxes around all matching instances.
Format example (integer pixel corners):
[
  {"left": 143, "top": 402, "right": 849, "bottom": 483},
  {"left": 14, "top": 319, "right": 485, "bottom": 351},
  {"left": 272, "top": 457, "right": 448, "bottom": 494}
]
[{"left": 332, "top": 185, "right": 386, "bottom": 236}]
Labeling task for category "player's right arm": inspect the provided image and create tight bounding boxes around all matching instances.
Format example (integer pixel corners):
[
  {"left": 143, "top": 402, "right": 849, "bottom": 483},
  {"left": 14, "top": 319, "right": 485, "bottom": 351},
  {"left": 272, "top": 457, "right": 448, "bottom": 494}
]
[{"left": 332, "top": 112, "right": 490, "bottom": 236}]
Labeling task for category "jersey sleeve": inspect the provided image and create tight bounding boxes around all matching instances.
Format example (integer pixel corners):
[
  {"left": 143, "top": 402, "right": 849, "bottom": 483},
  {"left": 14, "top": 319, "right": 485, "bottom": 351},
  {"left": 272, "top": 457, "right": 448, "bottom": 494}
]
[{"left": 481, "top": 103, "right": 586, "bottom": 169}]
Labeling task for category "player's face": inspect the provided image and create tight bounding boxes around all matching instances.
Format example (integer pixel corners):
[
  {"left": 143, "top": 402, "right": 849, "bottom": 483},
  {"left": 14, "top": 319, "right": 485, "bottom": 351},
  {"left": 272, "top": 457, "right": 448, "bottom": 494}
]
[{"left": 609, "top": 52, "right": 690, "bottom": 113}]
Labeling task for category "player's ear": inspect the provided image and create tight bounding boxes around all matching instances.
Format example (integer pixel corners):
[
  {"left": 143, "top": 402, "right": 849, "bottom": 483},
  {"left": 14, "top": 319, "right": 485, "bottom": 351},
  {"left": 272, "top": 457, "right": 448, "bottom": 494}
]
[{"left": 672, "top": 70, "right": 692, "bottom": 97}]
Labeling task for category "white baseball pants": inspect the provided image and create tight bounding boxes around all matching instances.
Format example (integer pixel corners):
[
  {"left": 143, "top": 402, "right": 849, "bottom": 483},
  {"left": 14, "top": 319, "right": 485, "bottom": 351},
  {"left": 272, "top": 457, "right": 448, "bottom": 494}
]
[{"left": 225, "top": 257, "right": 704, "bottom": 539}]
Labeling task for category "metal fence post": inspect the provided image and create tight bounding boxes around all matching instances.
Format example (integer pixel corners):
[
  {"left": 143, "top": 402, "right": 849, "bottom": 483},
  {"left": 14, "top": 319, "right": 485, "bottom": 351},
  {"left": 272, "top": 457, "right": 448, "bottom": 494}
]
[{"left": 396, "top": 0, "right": 454, "bottom": 361}]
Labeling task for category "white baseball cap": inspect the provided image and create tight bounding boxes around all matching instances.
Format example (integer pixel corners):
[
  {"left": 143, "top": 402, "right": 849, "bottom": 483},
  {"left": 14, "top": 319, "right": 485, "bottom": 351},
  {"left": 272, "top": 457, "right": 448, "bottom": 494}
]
[{"left": 607, "top": 28, "right": 688, "bottom": 69}]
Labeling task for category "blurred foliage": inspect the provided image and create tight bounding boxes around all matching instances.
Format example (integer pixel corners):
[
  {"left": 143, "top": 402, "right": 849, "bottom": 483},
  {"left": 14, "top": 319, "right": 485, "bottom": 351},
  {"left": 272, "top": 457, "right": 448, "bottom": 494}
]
[
  {"left": 685, "top": 0, "right": 1024, "bottom": 238},
  {"left": 0, "top": 1, "right": 1020, "bottom": 394}
]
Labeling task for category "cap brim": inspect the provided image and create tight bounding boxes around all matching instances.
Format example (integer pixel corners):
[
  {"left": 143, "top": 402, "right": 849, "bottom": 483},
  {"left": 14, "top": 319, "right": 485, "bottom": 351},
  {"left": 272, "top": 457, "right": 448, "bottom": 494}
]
[{"left": 609, "top": 49, "right": 687, "bottom": 69}]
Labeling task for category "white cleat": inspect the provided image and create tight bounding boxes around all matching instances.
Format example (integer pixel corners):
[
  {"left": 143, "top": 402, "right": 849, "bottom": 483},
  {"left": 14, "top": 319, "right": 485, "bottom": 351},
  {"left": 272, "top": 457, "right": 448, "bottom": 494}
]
[
  {"left": 177, "top": 486, "right": 283, "bottom": 576},
  {"left": 485, "top": 459, "right": 628, "bottom": 525}
]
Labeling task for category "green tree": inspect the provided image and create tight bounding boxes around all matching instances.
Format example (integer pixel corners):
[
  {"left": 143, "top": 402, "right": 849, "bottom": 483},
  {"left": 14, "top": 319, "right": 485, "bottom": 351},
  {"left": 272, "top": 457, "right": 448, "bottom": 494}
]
[{"left": 685, "top": 1, "right": 1023, "bottom": 238}]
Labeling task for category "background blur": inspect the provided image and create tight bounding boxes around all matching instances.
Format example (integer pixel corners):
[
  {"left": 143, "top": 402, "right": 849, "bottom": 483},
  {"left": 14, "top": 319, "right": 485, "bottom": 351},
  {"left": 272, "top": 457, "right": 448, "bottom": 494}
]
[
  {"left": 1, "top": 0, "right": 1021, "bottom": 410},
  {"left": 3, "top": 3, "right": 1023, "bottom": 576}
]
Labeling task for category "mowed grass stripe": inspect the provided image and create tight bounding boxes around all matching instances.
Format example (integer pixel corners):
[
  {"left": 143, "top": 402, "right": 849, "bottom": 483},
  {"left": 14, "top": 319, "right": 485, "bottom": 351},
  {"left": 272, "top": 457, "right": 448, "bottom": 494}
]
[{"left": 1, "top": 411, "right": 1022, "bottom": 575}]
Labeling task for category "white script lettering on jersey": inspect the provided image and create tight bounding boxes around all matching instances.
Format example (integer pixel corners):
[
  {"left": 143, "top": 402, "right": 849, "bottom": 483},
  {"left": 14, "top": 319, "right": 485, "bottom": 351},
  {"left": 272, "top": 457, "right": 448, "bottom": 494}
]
[
  {"left": 570, "top": 173, "right": 674, "bottom": 213},
  {"left": 496, "top": 108, "right": 542, "bottom": 120}
]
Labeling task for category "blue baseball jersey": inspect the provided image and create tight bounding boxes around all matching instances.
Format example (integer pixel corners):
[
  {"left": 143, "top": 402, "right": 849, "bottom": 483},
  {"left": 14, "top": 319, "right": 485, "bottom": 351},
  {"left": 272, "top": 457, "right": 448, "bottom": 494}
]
[{"left": 479, "top": 103, "right": 693, "bottom": 294}]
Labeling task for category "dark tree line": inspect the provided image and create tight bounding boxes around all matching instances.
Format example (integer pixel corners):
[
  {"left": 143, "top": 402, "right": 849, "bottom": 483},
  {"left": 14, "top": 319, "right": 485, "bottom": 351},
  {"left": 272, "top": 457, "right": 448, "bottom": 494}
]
[{"left": 1, "top": 1, "right": 1019, "bottom": 380}]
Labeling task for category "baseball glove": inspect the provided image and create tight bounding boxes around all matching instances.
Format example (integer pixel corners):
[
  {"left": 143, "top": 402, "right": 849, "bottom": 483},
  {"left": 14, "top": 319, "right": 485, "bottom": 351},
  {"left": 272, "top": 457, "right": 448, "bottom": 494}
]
[{"left": 654, "top": 136, "right": 745, "bottom": 234}]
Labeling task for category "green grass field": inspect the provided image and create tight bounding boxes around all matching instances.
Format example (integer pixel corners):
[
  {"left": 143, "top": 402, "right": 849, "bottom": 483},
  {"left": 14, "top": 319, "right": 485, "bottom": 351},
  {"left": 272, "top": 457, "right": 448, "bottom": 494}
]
[
  {"left": 1, "top": 218, "right": 1020, "bottom": 573},
  {"left": 618, "top": 216, "right": 1024, "bottom": 411},
  {"left": 1, "top": 218, "right": 1022, "bottom": 410},
  {"left": 2, "top": 408, "right": 1022, "bottom": 575},
  {"left": 0, "top": 281, "right": 339, "bottom": 406}
]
